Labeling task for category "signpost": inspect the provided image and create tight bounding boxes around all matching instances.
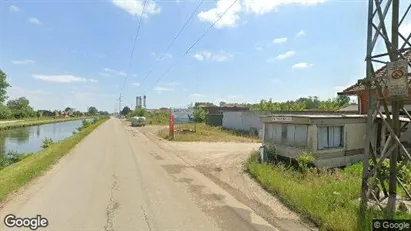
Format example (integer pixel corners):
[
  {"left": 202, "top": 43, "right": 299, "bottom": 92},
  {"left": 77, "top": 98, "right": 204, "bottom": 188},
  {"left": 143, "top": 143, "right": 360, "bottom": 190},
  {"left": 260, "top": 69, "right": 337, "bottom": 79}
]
[
  {"left": 387, "top": 59, "right": 409, "bottom": 98},
  {"left": 169, "top": 114, "right": 175, "bottom": 139}
]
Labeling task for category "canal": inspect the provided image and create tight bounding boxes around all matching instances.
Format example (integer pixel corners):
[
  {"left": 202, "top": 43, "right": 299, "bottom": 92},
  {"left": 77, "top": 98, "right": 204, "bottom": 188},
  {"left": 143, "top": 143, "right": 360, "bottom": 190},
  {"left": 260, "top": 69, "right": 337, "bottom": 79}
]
[{"left": 0, "top": 119, "right": 92, "bottom": 156}]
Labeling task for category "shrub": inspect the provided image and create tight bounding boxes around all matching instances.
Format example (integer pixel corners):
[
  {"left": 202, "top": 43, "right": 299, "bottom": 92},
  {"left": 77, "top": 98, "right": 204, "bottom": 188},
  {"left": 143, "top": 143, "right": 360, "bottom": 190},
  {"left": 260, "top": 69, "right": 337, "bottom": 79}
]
[
  {"left": 266, "top": 144, "right": 277, "bottom": 163},
  {"left": 295, "top": 151, "right": 315, "bottom": 174},
  {"left": 193, "top": 108, "right": 207, "bottom": 122},
  {"left": 42, "top": 138, "right": 54, "bottom": 148}
]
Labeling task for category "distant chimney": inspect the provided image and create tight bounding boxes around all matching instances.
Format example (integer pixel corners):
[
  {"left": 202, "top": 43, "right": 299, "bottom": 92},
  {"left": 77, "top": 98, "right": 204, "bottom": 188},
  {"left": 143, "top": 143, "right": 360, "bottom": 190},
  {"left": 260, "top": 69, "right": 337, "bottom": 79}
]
[
  {"left": 138, "top": 96, "right": 142, "bottom": 109},
  {"left": 143, "top": 95, "right": 146, "bottom": 108},
  {"left": 135, "top": 96, "right": 139, "bottom": 109}
]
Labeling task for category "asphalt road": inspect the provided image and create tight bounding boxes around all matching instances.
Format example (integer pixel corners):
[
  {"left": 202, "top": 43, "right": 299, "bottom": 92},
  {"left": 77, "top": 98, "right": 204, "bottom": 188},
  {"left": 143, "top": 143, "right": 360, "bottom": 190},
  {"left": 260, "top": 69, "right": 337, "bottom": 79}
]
[{"left": 0, "top": 118, "right": 279, "bottom": 231}]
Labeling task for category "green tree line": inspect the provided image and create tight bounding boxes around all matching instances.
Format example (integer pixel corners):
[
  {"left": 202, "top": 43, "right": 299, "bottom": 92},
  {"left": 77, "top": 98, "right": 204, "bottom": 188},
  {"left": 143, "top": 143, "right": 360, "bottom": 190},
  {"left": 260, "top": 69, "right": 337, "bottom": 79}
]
[{"left": 0, "top": 70, "right": 109, "bottom": 120}]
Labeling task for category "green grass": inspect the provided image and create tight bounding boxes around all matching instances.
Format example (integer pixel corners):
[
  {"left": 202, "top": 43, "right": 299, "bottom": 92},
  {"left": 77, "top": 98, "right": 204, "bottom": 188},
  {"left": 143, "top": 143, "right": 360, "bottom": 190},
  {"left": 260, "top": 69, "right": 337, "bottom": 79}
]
[
  {"left": 157, "top": 123, "right": 260, "bottom": 142},
  {"left": 0, "top": 116, "right": 94, "bottom": 131},
  {"left": 0, "top": 117, "right": 108, "bottom": 203},
  {"left": 246, "top": 153, "right": 411, "bottom": 231}
]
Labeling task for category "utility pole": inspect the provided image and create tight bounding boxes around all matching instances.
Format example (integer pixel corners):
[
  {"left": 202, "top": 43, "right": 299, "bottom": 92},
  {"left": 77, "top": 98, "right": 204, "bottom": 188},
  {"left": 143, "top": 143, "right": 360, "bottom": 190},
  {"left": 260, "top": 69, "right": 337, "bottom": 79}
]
[
  {"left": 118, "top": 94, "right": 123, "bottom": 116},
  {"left": 360, "top": 0, "right": 410, "bottom": 225}
]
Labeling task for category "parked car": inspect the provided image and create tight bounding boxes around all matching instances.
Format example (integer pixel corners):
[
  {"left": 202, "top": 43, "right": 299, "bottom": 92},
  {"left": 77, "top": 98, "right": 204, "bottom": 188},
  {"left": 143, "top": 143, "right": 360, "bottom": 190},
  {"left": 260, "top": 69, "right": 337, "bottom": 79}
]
[{"left": 131, "top": 116, "right": 146, "bottom": 127}]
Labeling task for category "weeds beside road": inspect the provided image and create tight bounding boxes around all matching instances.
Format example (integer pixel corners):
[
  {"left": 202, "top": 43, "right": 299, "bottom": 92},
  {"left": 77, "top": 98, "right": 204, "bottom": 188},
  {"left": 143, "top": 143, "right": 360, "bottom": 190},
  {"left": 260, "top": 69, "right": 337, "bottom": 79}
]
[
  {"left": 0, "top": 116, "right": 108, "bottom": 203},
  {"left": 246, "top": 152, "right": 411, "bottom": 231},
  {"left": 157, "top": 123, "right": 260, "bottom": 142}
]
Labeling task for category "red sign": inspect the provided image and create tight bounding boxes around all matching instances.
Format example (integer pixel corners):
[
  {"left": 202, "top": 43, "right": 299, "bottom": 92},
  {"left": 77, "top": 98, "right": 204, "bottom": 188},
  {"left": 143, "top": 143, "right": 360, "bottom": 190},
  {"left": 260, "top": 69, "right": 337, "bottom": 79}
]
[
  {"left": 169, "top": 114, "right": 175, "bottom": 138},
  {"left": 391, "top": 70, "right": 404, "bottom": 80}
]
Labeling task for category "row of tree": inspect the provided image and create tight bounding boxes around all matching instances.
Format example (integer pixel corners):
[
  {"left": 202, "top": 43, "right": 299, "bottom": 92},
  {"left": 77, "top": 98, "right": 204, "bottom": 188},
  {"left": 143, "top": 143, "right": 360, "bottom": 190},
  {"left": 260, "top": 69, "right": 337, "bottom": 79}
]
[
  {"left": 199, "top": 95, "right": 352, "bottom": 112},
  {"left": 0, "top": 70, "right": 109, "bottom": 120}
]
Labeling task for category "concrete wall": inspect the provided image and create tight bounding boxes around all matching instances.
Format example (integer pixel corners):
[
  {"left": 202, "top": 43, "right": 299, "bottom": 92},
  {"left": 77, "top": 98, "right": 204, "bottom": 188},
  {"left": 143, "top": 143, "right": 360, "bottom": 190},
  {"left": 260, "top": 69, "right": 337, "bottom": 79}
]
[{"left": 223, "top": 111, "right": 269, "bottom": 132}]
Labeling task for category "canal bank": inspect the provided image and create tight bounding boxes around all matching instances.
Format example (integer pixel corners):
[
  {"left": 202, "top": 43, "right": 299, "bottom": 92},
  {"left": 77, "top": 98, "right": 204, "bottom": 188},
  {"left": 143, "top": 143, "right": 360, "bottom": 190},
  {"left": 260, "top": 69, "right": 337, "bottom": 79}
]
[
  {"left": 0, "top": 118, "right": 95, "bottom": 156},
  {"left": 0, "top": 116, "right": 109, "bottom": 203},
  {"left": 0, "top": 117, "right": 96, "bottom": 131}
]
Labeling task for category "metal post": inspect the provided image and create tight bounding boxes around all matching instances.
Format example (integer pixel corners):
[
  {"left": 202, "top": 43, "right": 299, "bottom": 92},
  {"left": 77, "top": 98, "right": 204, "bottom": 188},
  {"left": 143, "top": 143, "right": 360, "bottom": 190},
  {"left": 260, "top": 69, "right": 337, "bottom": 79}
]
[
  {"left": 360, "top": 0, "right": 376, "bottom": 221},
  {"left": 386, "top": 0, "right": 400, "bottom": 218}
]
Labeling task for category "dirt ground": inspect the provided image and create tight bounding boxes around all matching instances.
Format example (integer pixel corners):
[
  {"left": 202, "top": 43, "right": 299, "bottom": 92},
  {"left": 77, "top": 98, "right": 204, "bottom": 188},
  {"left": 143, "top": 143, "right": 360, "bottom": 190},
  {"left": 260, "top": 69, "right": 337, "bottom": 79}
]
[{"left": 132, "top": 124, "right": 317, "bottom": 231}]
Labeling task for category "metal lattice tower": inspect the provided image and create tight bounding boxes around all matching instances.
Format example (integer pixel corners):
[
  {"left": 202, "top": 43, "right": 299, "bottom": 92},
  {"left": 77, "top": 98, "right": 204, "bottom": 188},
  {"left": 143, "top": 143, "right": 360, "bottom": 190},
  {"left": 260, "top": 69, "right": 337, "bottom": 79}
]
[{"left": 360, "top": 0, "right": 411, "bottom": 223}]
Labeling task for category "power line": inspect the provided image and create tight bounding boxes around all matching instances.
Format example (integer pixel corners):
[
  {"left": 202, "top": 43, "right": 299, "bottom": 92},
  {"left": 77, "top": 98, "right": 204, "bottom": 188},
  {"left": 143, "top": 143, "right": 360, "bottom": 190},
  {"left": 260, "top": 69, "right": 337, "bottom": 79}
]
[
  {"left": 144, "top": 0, "right": 239, "bottom": 92},
  {"left": 120, "top": 0, "right": 149, "bottom": 93},
  {"left": 140, "top": 0, "right": 205, "bottom": 84}
]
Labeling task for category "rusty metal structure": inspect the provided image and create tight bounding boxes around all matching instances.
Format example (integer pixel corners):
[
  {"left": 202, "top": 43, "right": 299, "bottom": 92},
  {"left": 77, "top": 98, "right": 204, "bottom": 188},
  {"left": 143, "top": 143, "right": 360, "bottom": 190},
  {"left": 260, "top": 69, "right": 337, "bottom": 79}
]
[{"left": 360, "top": 0, "right": 411, "bottom": 222}]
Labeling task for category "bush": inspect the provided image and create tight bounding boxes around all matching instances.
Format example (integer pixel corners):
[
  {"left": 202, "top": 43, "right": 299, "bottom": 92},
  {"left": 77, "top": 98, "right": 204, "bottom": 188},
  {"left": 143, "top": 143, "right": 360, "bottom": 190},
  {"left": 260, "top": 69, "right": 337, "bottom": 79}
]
[
  {"left": 295, "top": 151, "right": 315, "bottom": 174},
  {"left": 42, "top": 138, "right": 54, "bottom": 148},
  {"left": 266, "top": 144, "right": 277, "bottom": 163},
  {"left": 193, "top": 108, "right": 207, "bottom": 122},
  {"left": 0, "top": 151, "right": 26, "bottom": 169}
]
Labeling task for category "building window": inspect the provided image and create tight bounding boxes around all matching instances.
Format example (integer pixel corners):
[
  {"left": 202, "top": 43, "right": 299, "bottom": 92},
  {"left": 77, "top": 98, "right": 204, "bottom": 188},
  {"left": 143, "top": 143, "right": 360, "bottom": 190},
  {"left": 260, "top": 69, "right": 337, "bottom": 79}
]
[{"left": 317, "top": 126, "right": 344, "bottom": 150}]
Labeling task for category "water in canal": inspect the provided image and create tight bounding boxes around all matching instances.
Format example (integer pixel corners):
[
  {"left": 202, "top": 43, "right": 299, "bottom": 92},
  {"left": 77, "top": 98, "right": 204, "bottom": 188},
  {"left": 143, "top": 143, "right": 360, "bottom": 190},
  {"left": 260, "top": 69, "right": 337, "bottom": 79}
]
[{"left": 0, "top": 119, "right": 91, "bottom": 156}]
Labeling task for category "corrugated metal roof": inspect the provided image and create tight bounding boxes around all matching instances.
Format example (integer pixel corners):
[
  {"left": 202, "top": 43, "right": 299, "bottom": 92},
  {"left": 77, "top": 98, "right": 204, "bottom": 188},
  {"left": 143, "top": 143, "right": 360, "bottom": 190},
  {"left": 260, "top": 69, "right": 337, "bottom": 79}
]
[{"left": 338, "top": 50, "right": 411, "bottom": 95}]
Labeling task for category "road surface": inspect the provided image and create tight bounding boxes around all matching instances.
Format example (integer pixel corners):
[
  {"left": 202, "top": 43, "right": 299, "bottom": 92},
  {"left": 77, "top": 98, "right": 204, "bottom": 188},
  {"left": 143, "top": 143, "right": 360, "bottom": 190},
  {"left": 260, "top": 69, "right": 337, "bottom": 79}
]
[{"left": 0, "top": 118, "right": 279, "bottom": 231}]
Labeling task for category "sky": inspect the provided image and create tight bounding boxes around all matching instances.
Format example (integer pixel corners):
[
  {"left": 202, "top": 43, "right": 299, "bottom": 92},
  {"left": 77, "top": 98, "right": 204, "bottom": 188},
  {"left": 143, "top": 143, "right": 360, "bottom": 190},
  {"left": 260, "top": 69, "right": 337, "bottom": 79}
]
[{"left": 0, "top": 0, "right": 410, "bottom": 113}]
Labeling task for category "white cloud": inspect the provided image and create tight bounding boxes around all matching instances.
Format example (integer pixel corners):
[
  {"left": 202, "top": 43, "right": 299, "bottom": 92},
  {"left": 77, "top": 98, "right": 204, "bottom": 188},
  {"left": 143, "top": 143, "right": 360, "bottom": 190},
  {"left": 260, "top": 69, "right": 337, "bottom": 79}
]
[
  {"left": 132, "top": 82, "right": 141, "bottom": 86},
  {"left": 11, "top": 60, "right": 35, "bottom": 65},
  {"left": 151, "top": 52, "right": 172, "bottom": 61},
  {"left": 197, "top": 0, "right": 242, "bottom": 29},
  {"left": 273, "top": 37, "right": 287, "bottom": 44},
  {"left": 32, "top": 74, "right": 98, "bottom": 83},
  {"left": 193, "top": 50, "right": 233, "bottom": 62},
  {"left": 198, "top": 0, "right": 326, "bottom": 29},
  {"left": 163, "top": 82, "right": 181, "bottom": 86},
  {"left": 111, "top": 0, "right": 160, "bottom": 17},
  {"left": 292, "top": 62, "right": 314, "bottom": 69},
  {"left": 9, "top": 5, "right": 20, "bottom": 12},
  {"left": 228, "top": 95, "right": 241, "bottom": 98},
  {"left": 244, "top": 0, "right": 327, "bottom": 15},
  {"left": 272, "top": 78, "right": 282, "bottom": 83},
  {"left": 99, "top": 72, "right": 111, "bottom": 77},
  {"left": 102, "top": 68, "right": 127, "bottom": 76},
  {"left": 296, "top": 30, "right": 306, "bottom": 37},
  {"left": 190, "top": 93, "right": 205, "bottom": 97},
  {"left": 28, "top": 17, "right": 42, "bottom": 25},
  {"left": 154, "top": 86, "right": 173, "bottom": 93},
  {"left": 276, "top": 50, "right": 296, "bottom": 60}
]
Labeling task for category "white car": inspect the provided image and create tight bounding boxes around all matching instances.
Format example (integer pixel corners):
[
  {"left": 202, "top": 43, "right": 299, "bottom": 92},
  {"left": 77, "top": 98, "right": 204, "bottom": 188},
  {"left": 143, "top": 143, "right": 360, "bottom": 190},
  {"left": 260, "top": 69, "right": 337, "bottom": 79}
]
[{"left": 131, "top": 116, "right": 146, "bottom": 127}]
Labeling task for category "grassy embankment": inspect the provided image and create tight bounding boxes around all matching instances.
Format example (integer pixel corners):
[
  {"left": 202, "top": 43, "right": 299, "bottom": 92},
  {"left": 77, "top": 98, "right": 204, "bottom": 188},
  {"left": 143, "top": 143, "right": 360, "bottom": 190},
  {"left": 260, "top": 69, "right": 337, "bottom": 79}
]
[
  {"left": 0, "top": 116, "right": 96, "bottom": 131},
  {"left": 246, "top": 152, "right": 411, "bottom": 231},
  {"left": 0, "top": 116, "right": 108, "bottom": 203},
  {"left": 157, "top": 123, "right": 260, "bottom": 142}
]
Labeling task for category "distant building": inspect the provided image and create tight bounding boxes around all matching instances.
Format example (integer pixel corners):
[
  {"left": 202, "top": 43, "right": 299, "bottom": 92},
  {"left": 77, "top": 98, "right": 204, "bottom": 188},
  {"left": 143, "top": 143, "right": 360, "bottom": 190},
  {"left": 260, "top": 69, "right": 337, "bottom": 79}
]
[{"left": 197, "top": 105, "right": 249, "bottom": 115}]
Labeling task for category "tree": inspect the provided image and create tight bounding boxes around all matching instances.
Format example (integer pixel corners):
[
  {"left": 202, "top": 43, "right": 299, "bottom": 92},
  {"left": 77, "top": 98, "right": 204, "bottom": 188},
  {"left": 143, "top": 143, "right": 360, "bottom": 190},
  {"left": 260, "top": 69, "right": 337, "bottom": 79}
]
[
  {"left": 0, "top": 105, "right": 12, "bottom": 119},
  {"left": 131, "top": 108, "right": 146, "bottom": 117},
  {"left": 88, "top": 106, "right": 98, "bottom": 115},
  {"left": 193, "top": 108, "right": 207, "bottom": 122},
  {"left": 336, "top": 95, "right": 350, "bottom": 107},
  {"left": 6, "top": 97, "right": 35, "bottom": 119},
  {"left": 64, "top": 107, "right": 73, "bottom": 113},
  {"left": 0, "top": 70, "right": 11, "bottom": 104},
  {"left": 121, "top": 106, "right": 131, "bottom": 116},
  {"left": 219, "top": 101, "right": 226, "bottom": 107}
]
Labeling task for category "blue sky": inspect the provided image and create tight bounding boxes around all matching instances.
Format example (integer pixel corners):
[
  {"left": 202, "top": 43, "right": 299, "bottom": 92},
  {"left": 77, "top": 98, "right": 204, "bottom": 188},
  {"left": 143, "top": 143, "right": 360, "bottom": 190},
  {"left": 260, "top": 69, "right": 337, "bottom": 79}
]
[{"left": 1, "top": 0, "right": 410, "bottom": 112}]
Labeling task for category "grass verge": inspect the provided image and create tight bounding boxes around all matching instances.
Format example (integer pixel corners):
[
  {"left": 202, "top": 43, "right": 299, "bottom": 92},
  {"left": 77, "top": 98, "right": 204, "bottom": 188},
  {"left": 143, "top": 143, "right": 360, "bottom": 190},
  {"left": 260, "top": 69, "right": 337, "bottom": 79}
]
[
  {"left": 0, "top": 117, "right": 108, "bottom": 203},
  {"left": 157, "top": 123, "right": 260, "bottom": 142},
  {"left": 0, "top": 117, "right": 95, "bottom": 131},
  {"left": 246, "top": 153, "right": 411, "bottom": 231}
]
